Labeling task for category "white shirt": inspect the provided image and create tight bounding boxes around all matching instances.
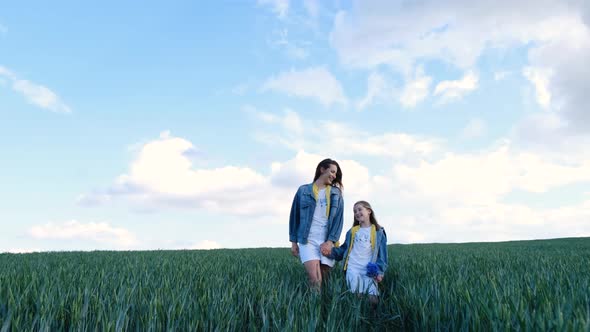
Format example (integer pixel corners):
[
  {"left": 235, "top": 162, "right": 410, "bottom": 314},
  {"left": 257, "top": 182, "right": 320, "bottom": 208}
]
[
  {"left": 308, "top": 188, "right": 328, "bottom": 241},
  {"left": 347, "top": 226, "right": 373, "bottom": 272}
]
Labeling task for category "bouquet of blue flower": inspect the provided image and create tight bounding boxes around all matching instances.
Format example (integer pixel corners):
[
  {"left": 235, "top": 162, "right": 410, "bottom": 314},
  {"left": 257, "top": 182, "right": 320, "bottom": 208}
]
[{"left": 366, "top": 262, "right": 379, "bottom": 278}]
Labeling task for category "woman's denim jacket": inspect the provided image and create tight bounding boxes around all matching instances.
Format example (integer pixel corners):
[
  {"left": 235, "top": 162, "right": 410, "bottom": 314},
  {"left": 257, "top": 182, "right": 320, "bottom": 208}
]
[
  {"left": 328, "top": 226, "right": 388, "bottom": 276},
  {"left": 289, "top": 183, "right": 344, "bottom": 244}
]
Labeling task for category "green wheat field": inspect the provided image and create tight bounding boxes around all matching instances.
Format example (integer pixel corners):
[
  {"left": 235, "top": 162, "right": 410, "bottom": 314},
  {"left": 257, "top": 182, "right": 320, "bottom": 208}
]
[{"left": 1, "top": 237, "right": 589, "bottom": 331}]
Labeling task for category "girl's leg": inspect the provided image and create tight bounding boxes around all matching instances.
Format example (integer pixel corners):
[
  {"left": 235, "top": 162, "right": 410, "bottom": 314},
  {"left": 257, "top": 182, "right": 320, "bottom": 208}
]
[
  {"left": 369, "top": 295, "right": 379, "bottom": 305},
  {"left": 320, "top": 264, "right": 332, "bottom": 282},
  {"left": 303, "top": 260, "right": 322, "bottom": 289}
]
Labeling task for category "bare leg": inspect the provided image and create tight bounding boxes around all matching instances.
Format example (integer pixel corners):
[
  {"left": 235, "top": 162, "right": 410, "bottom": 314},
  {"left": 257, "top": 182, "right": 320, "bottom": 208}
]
[{"left": 303, "top": 260, "right": 322, "bottom": 290}]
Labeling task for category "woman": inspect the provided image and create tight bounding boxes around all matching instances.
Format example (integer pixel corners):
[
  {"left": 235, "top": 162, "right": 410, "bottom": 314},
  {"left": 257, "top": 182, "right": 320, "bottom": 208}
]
[{"left": 289, "top": 158, "right": 344, "bottom": 289}]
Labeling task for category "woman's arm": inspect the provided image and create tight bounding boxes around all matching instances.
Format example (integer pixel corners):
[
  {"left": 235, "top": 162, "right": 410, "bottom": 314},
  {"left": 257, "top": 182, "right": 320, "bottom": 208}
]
[
  {"left": 327, "top": 193, "right": 344, "bottom": 243},
  {"left": 288, "top": 188, "right": 301, "bottom": 243}
]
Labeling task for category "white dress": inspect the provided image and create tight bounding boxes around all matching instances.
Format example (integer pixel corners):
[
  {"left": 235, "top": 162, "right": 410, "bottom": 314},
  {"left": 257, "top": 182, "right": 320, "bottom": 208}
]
[{"left": 345, "top": 226, "right": 378, "bottom": 295}]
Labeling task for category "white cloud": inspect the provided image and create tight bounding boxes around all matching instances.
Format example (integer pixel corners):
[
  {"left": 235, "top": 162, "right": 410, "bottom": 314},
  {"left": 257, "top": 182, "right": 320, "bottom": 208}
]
[
  {"left": 494, "top": 71, "right": 511, "bottom": 81},
  {"left": 282, "top": 108, "right": 304, "bottom": 135},
  {"left": 80, "top": 130, "right": 377, "bottom": 225},
  {"left": 253, "top": 109, "right": 442, "bottom": 160},
  {"left": 251, "top": 108, "right": 305, "bottom": 150},
  {"left": 330, "top": 0, "right": 574, "bottom": 71},
  {"left": 304, "top": 0, "right": 319, "bottom": 18},
  {"left": 12, "top": 79, "right": 71, "bottom": 113},
  {"left": 0, "top": 66, "right": 15, "bottom": 80},
  {"left": 242, "top": 105, "right": 277, "bottom": 123},
  {"left": 76, "top": 192, "right": 112, "bottom": 207},
  {"left": 80, "top": 133, "right": 319, "bottom": 218},
  {"left": 273, "top": 29, "right": 309, "bottom": 60},
  {"left": 261, "top": 66, "right": 348, "bottom": 107},
  {"left": 330, "top": 0, "right": 590, "bottom": 132},
  {"left": 29, "top": 220, "right": 138, "bottom": 247},
  {"left": 403, "top": 199, "right": 590, "bottom": 243},
  {"left": 399, "top": 66, "right": 432, "bottom": 108},
  {"left": 434, "top": 71, "right": 478, "bottom": 104},
  {"left": 284, "top": 44, "right": 308, "bottom": 59},
  {"left": 258, "top": 0, "right": 289, "bottom": 19},
  {"left": 394, "top": 141, "right": 590, "bottom": 206},
  {"left": 79, "top": 129, "right": 590, "bottom": 246},
  {"left": 0, "top": 66, "right": 71, "bottom": 113},
  {"left": 461, "top": 118, "right": 486, "bottom": 139},
  {"left": 523, "top": 66, "right": 552, "bottom": 109},
  {"left": 185, "top": 240, "right": 222, "bottom": 250},
  {"left": 357, "top": 71, "right": 388, "bottom": 110},
  {"left": 1, "top": 248, "right": 41, "bottom": 254},
  {"left": 126, "top": 136, "right": 266, "bottom": 197},
  {"left": 321, "top": 125, "right": 440, "bottom": 160},
  {"left": 232, "top": 82, "right": 250, "bottom": 95},
  {"left": 370, "top": 137, "right": 590, "bottom": 243},
  {"left": 525, "top": 22, "right": 590, "bottom": 130}
]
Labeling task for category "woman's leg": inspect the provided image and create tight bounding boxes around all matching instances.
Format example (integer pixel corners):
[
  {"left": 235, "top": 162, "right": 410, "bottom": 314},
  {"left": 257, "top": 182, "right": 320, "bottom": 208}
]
[{"left": 303, "top": 260, "right": 322, "bottom": 289}]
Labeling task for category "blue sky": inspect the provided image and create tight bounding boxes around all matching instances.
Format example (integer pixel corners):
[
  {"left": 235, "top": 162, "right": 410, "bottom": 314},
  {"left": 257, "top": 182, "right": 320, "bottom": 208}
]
[{"left": 2, "top": 0, "right": 590, "bottom": 252}]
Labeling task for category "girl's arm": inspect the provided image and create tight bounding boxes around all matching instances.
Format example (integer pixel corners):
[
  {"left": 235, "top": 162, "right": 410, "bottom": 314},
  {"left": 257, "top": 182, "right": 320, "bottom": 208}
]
[
  {"left": 327, "top": 230, "right": 350, "bottom": 261},
  {"left": 376, "top": 230, "right": 388, "bottom": 277}
]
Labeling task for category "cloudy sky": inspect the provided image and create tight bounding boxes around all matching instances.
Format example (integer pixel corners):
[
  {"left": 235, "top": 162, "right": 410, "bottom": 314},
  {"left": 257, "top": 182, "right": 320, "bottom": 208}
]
[{"left": 1, "top": 0, "right": 589, "bottom": 252}]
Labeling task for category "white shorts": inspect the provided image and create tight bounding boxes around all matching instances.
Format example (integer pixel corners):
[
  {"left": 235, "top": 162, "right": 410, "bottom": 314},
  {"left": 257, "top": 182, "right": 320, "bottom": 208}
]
[
  {"left": 299, "top": 240, "right": 335, "bottom": 267},
  {"left": 346, "top": 269, "right": 378, "bottom": 296}
]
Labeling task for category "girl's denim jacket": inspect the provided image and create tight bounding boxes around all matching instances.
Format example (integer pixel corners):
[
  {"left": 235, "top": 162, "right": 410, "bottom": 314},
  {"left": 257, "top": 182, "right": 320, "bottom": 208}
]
[
  {"left": 289, "top": 183, "right": 344, "bottom": 244},
  {"left": 328, "top": 225, "right": 388, "bottom": 276}
]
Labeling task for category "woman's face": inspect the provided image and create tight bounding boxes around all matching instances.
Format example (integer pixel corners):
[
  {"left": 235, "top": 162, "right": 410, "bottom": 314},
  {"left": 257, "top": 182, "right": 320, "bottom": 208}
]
[
  {"left": 354, "top": 204, "right": 371, "bottom": 224},
  {"left": 320, "top": 164, "right": 338, "bottom": 185}
]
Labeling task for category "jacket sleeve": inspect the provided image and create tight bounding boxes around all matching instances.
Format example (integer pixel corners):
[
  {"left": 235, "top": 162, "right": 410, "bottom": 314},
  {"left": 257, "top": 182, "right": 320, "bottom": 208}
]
[
  {"left": 376, "top": 230, "right": 388, "bottom": 275},
  {"left": 327, "top": 193, "right": 344, "bottom": 243},
  {"left": 289, "top": 188, "right": 301, "bottom": 243},
  {"left": 328, "top": 230, "right": 349, "bottom": 261}
]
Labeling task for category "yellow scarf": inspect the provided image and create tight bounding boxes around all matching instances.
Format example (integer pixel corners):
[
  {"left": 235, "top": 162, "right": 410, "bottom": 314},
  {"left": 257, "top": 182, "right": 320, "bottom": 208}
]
[{"left": 312, "top": 183, "right": 331, "bottom": 217}]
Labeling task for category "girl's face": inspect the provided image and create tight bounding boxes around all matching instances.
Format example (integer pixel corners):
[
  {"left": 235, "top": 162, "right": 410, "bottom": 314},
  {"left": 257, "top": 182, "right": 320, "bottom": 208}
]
[
  {"left": 354, "top": 204, "right": 371, "bottom": 225},
  {"left": 319, "top": 164, "right": 338, "bottom": 185}
]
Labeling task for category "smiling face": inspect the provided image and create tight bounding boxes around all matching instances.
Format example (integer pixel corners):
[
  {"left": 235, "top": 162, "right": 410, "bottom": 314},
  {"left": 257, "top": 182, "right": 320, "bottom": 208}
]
[
  {"left": 313, "top": 159, "right": 342, "bottom": 189},
  {"left": 319, "top": 164, "right": 338, "bottom": 186},
  {"left": 353, "top": 203, "right": 372, "bottom": 226}
]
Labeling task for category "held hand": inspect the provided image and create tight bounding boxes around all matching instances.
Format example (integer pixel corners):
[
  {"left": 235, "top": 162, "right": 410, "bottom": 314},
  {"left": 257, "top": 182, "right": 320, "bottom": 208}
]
[
  {"left": 320, "top": 241, "right": 333, "bottom": 256},
  {"left": 291, "top": 242, "right": 299, "bottom": 257},
  {"left": 374, "top": 275, "right": 383, "bottom": 283}
]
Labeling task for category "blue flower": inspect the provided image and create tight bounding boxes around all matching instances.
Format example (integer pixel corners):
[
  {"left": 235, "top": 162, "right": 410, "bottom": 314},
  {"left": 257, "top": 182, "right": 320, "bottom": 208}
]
[{"left": 366, "top": 262, "right": 379, "bottom": 278}]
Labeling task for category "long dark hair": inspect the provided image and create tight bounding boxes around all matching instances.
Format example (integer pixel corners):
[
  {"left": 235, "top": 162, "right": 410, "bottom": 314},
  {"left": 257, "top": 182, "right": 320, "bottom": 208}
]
[
  {"left": 313, "top": 158, "right": 343, "bottom": 189},
  {"left": 352, "top": 201, "right": 381, "bottom": 230}
]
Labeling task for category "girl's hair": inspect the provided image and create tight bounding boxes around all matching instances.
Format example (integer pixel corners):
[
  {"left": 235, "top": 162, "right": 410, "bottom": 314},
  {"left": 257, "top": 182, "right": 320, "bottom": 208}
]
[
  {"left": 352, "top": 201, "right": 381, "bottom": 230},
  {"left": 313, "top": 158, "right": 343, "bottom": 189}
]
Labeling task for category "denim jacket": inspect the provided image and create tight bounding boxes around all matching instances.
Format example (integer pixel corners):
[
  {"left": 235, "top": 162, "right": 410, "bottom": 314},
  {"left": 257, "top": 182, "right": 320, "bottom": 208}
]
[
  {"left": 289, "top": 183, "right": 344, "bottom": 244},
  {"left": 328, "top": 225, "right": 388, "bottom": 276}
]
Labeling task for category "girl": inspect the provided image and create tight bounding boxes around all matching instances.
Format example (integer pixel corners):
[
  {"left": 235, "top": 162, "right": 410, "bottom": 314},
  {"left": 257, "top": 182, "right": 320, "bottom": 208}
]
[
  {"left": 325, "top": 201, "right": 387, "bottom": 302},
  {"left": 289, "top": 158, "right": 344, "bottom": 289}
]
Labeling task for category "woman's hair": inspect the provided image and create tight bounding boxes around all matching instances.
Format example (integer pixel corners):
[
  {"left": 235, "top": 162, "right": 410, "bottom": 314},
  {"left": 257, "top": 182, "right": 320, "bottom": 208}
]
[
  {"left": 352, "top": 201, "right": 381, "bottom": 230},
  {"left": 313, "top": 158, "right": 343, "bottom": 189}
]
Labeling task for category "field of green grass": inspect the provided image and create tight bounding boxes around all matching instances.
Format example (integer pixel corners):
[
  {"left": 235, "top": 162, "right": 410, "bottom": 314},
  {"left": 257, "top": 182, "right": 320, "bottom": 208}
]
[{"left": 1, "top": 237, "right": 589, "bottom": 331}]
